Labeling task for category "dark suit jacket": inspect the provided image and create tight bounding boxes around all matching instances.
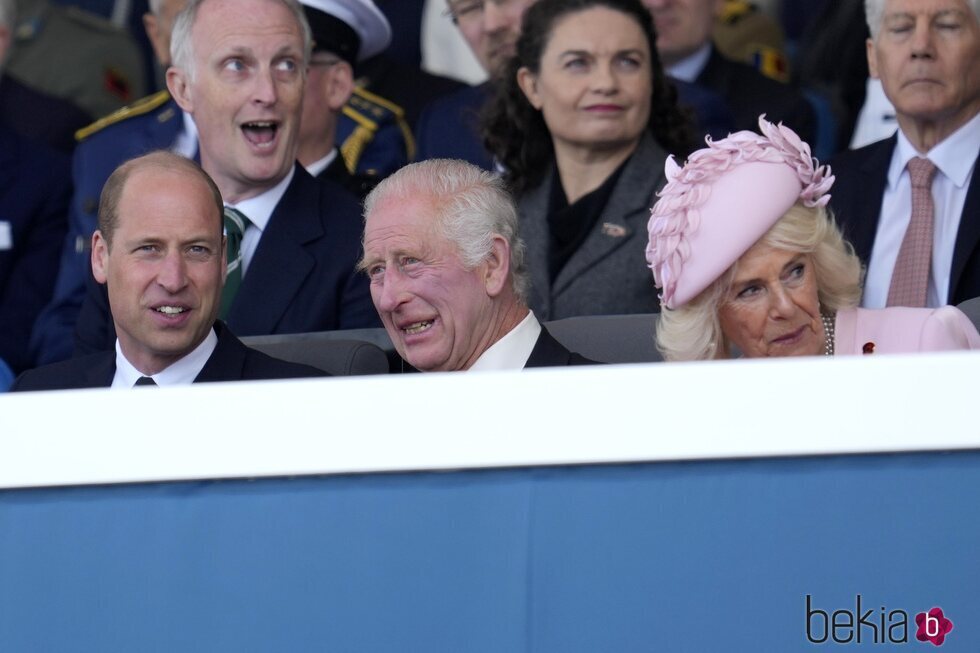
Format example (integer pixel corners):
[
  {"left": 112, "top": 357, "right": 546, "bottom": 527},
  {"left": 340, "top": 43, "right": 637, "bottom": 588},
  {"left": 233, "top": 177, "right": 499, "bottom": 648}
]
[
  {"left": 829, "top": 135, "right": 980, "bottom": 305},
  {"left": 0, "top": 123, "right": 71, "bottom": 373},
  {"left": 517, "top": 133, "right": 668, "bottom": 321},
  {"left": 74, "top": 164, "right": 380, "bottom": 355},
  {"left": 415, "top": 83, "right": 494, "bottom": 170},
  {"left": 0, "top": 75, "right": 92, "bottom": 154},
  {"left": 30, "top": 93, "right": 186, "bottom": 366},
  {"left": 11, "top": 322, "right": 324, "bottom": 392},
  {"left": 525, "top": 326, "right": 596, "bottom": 367},
  {"left": 697, "top": 47, "right": 816, "bottom": 146}
]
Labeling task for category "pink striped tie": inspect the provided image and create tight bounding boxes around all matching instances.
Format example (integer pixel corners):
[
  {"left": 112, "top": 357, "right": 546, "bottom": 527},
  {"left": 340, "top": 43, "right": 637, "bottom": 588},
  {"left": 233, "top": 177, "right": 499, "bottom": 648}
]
[{"left": 887, "top": 157, "right": 937, "bottom": 307}]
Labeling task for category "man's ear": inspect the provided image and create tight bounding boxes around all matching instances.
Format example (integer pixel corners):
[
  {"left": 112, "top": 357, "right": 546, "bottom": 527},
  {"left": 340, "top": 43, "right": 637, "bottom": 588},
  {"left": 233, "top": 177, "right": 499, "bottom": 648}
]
[
  {"left": 91, "top": 231, "right": 110, "bottom": 285},
  {"left": 167, "top": 65, "right": 194, "bottom": 112},
  {"left": 516, "top": 66, "right": 542, "bottom": 110},
  {"left": 483, "top": 235, "right": 511, "bottom": 297},
  {"left": 866, "top": 38, "right": 880, "bottom": 79},
  {"left": 326, "top": 61, "right": 355, "bottom": 111}
]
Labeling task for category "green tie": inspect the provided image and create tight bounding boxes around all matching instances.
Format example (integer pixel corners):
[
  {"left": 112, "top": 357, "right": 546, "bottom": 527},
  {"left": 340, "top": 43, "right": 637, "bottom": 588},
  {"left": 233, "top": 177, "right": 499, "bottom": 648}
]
[{"left": 220, "top": 207, "right": 249, "bottom": 319}]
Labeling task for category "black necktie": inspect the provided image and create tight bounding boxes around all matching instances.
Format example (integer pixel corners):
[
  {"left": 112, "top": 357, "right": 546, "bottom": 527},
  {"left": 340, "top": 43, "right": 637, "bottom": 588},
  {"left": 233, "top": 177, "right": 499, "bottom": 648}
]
[{"left": 134, "top": 376, "right": 157, "bottom": 386}]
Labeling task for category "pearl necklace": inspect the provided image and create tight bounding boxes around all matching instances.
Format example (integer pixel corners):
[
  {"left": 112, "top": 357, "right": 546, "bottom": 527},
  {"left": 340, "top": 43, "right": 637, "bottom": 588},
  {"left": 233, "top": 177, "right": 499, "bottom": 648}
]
[{"left": 821, "top": 313, "right": 835, "bottom": 356}]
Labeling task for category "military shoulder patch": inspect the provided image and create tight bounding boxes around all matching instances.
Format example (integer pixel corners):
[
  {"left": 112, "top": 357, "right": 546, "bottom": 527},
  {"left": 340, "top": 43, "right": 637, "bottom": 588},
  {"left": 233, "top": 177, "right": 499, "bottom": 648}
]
[{"left": 75, "top": 90, "right": 172, "bottom": 141}]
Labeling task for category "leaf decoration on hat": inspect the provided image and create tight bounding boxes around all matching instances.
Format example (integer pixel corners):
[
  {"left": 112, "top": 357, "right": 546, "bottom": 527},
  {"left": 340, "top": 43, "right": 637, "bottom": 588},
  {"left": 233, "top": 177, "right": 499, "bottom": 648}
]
[{"left": 645, "top": 115, "right": 834, "bottom": 308}]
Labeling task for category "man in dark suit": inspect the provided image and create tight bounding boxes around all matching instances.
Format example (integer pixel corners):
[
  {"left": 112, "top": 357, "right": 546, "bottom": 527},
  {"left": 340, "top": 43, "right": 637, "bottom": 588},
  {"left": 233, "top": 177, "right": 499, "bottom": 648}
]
[
  {"left": 643, "top": 0, "right": 816, "bottom": 145},
  {"left": 72, "top": 0, "right": 379, "bottom": 355},
  {"left": 0, "top": 123, "right": 71, "bottom": 378},
  {"left": 830, "top": 0, "right": 979, "bottom": 309},
  {"left": 12, "top": 152, "right": 323, "bottom": 391},
  {"left": 361, "top": 159, "right": 593, "bottom": 371}
]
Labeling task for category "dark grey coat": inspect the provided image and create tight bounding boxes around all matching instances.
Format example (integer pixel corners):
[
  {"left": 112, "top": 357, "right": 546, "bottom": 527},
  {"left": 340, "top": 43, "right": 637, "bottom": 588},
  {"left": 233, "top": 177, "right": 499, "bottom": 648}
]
[{"left": 517, "top": 133, "right": 668, "bottom": 320}]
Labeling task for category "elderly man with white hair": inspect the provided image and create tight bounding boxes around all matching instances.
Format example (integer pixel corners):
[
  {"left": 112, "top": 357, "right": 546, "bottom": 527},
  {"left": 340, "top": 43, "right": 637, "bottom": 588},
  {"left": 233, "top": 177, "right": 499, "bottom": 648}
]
[
  {"left": 830, "top": 0, "right": 980, "bottom": 309},
  {"left": 361, "top": 158, "right": 594, "bottom": 371}
]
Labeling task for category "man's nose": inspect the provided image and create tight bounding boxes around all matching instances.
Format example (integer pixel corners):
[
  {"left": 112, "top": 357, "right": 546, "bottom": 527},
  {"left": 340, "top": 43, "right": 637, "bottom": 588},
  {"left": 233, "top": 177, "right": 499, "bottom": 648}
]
[
  {"left": 252, "top": 67, "right": 279, "bottom": 105},
  {"left": 484, "top": 0, "right": 510, "bottom": 32},
  {"left": 375, "top": 270, "right": 409, "bottom": 312},
  {"left": 157, "top": 251, "right": 188, "bottom": 293}
]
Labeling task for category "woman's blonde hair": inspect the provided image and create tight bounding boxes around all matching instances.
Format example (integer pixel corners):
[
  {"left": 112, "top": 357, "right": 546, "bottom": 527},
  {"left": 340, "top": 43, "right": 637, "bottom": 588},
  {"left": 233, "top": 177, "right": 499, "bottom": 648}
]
[{"left": 656, "top": 203, "right": 863, "bottom": 361}]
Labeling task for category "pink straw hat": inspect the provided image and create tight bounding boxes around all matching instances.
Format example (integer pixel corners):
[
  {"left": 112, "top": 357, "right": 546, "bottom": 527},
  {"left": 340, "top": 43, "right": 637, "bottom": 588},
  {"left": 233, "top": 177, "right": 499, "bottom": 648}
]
[{"left": 645, "top": 116, "right": 834, "bottom": 309}]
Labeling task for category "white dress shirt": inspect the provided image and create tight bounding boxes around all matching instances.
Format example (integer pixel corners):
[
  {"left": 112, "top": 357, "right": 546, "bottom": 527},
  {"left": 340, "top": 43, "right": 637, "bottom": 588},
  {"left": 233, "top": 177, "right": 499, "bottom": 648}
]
[
  {"left": 863, "top": 112, "right": 980, "bottom": 308},
  {"left": 305, "top": 148, "right": 338, "bottom": 178},
  {"left": 664, "top": 43, "right": 712, "bottom": 83},
  {"left": 171, "top": 111, "right": 199, "bottom": 159},
  {"left": 111, "top": 328, "right": 218, "bottom": 388},
  {"left": 225, "top": 166, "right": 295, "bottom": 277},
  {"left": 468, "top": 311, "right": 542, "bottom": 372}
]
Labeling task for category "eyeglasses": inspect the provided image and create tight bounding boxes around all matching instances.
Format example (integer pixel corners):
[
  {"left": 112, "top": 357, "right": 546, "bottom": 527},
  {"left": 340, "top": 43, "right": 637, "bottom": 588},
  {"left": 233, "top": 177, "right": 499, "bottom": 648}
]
[{"left": 444, "top": 0, "right": 519, "bottom": 26}]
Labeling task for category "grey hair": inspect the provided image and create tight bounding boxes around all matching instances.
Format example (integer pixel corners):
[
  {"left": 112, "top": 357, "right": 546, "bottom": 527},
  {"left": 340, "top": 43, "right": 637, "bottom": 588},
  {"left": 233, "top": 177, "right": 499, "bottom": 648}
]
[
  {"left": 362, "top": 159, "right": 530, "bottom": 302},
  {"left": 148, "top": 0, "right": 164, "bottom": 15},
  {"left": 865, "top": 0, "right": 980, "bottom": 39},
  {"left": 170, "top": 0, "right": 312, "bottom": 81},
  {"left": 656, "top": 202, "right": 864, "bottom": 361}
]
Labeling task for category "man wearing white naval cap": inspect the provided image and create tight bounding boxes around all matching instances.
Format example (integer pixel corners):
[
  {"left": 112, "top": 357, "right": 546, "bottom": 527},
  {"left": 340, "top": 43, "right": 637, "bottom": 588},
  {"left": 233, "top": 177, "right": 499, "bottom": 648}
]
[{"left": 297, "top": 0, "right": 392, "bottom": 197}]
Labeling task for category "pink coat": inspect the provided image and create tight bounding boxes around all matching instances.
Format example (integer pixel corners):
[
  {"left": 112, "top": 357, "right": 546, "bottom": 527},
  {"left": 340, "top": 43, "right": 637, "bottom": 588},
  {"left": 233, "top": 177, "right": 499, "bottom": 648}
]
[{"left": 834, "top": 306, "right": 980, "bottom": 355}]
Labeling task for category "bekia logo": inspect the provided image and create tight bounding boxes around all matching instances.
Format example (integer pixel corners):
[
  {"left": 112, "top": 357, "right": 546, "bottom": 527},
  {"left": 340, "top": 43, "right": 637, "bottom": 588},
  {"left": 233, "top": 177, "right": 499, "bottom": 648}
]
[{"left": 806, "top": 595, "right": 954, "bottom": 646}]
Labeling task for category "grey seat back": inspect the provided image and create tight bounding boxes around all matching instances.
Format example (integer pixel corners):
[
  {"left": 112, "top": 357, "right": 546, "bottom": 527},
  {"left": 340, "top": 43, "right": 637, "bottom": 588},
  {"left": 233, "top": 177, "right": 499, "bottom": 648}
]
[
  {"left": 544, "top": 314, "right": 661, "bottom": 363},
  {"left": 241, "top": 334, "right": 390, "bottom": 376}
]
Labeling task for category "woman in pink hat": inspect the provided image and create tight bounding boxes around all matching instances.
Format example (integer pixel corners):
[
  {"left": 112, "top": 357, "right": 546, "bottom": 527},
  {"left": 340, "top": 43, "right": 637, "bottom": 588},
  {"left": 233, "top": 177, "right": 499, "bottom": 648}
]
[{"left": 646, "top": 116, "right": 980, "bottom": 361}]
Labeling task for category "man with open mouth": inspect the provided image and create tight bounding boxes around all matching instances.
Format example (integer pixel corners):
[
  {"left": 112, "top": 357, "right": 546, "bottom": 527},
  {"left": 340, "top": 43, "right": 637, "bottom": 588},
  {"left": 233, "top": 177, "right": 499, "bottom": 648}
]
[
  {"left": 360, "top": 158, "right": 594, "bottom": 372},
  {"left": 72, "top": 0, "right": 380, "bottom": 356}
]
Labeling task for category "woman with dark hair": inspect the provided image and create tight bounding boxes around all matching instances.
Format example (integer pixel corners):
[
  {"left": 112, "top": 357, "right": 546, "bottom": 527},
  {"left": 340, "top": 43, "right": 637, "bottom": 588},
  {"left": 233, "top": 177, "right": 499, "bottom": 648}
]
[{"left": 482, "top": 0, "right": 692, "bottom": 320}]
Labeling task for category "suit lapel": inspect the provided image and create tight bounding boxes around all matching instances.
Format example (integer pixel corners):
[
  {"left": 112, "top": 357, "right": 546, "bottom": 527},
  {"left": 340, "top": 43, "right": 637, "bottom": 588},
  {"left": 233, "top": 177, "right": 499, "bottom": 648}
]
[
  {"left": 226, "top": 167, "right": 322, "bottom": 334},
  {"left": 552, "top": 134, "right": 666, "bottom": 296},
  {"left": 848, "top": 137, "right": 895, "bottom": 262},
  {"left": 949, "top": 151, "right": 980, "bottom": 301},
  {"left": 194, "top": 323, "right": 247, "bottom": 383},
  {"left": 524, "top": 327, "right": 570, "bottom": 368},
  {"left": 519, "top": 175, "right": 555, "bottom": 317},
  {"left": 81, "top": 352, "right": 117, "bottom": 387}
]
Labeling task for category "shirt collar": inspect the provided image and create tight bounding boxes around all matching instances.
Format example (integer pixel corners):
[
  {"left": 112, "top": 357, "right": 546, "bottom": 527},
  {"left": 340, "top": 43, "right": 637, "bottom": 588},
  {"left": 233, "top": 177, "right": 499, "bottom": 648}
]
[
  {"left": 305, "top": 149, "right": 338, "bottom": 178},
  {"left": 468, "top": 311, "right": 541, "bottom": 372},
  {"left": 114, "top": 328, "right": 219, "bottom": 387},
  {"left": 891, "top": 112, "right": 980, "bottom": 189},
  {"left": 225, "top": 166, "right": 295, "bottom": 232},
  {"left": 665, "top": 43, "right": 712, "bottom": 83}
]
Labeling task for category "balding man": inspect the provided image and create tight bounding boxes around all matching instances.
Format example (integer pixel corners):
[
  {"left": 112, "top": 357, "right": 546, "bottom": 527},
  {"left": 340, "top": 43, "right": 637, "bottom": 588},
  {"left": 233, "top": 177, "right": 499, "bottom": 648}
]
[
  {"left": 12, "top": 152, "right": 323, "bottom": 391},
  {"left": 361, "top": 159, "right": 593, "bottom": 371}
]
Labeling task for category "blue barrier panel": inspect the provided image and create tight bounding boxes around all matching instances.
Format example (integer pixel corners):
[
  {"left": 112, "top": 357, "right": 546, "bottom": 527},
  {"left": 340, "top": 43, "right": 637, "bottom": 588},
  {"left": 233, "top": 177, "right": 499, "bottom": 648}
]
[{"left": 2, "top": 451, "right": 978, "bottom": 652}]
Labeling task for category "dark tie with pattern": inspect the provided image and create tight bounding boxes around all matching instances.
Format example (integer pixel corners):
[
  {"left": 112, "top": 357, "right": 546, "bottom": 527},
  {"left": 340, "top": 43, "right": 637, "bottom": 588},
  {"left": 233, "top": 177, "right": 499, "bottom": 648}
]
[
  {"left": 887, "top": 157, "right": 938, "bottom": 307},
  {"left": 134, "top": 376, "right": 156, "bottom": 386},
  {"left": 221, "top": 207, "right": 250, "bottom": 319}
]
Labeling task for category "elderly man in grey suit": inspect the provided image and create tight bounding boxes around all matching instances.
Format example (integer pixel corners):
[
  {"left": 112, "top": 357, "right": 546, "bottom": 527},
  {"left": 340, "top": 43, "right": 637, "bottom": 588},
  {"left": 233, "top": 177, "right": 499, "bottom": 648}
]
[{"left": 360, "top": 158, "right": 593, "bottom": 372}]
